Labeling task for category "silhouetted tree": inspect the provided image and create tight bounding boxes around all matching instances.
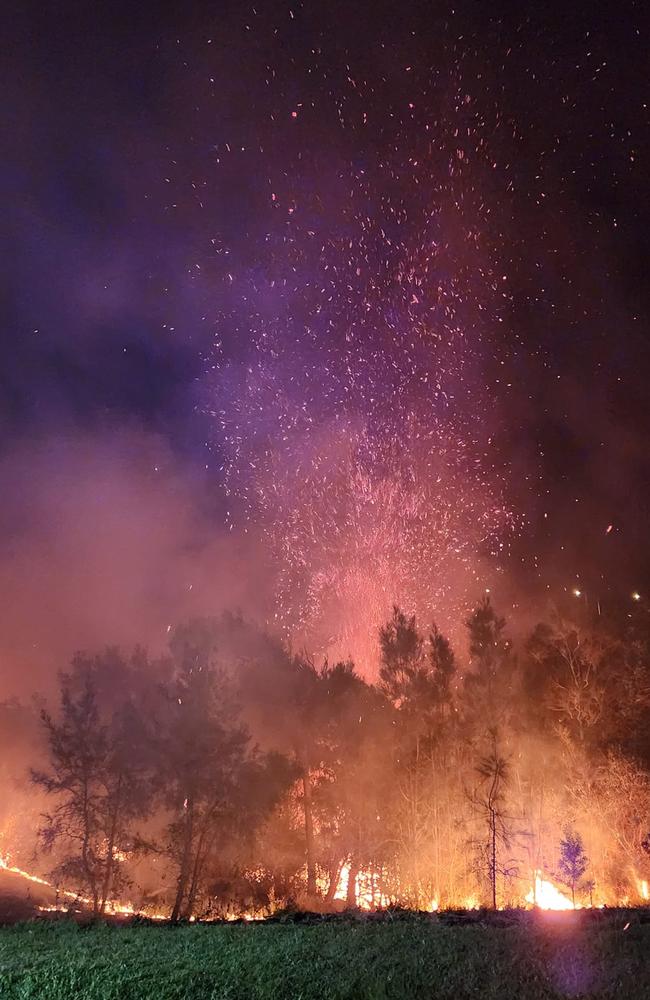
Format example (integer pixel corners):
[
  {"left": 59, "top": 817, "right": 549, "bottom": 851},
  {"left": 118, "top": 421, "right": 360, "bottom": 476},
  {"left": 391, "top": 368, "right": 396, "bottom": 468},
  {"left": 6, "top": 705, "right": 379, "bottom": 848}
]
[
  {"left": 464, "top": 598, "right": 513, "bottom": 722},
  {"left": 155, "top": 624, "right": 256, "bottom": 922},
  {"left": 32, "top": 651, "right": 150, "bottom": 914},
  {"left": 314, "top": 660, "right": 395, "bottom": 906},
  {"left": 428, "top": 624, "right": 456, "bottom": 709},
  {"left": 524, "top": 618, "right": 608, "bottom": 742},
  {"left": 379, "top": 606, "right": 426, "bottom": 704},
  {"left": 556, "top": 828, "right": 589, "bottom": 906},
  {"left": 471, "top": 729, "right": 514, "bottom": 908},
  {"left": 379, "top": 606, "right": 458, "bottom": 903}
]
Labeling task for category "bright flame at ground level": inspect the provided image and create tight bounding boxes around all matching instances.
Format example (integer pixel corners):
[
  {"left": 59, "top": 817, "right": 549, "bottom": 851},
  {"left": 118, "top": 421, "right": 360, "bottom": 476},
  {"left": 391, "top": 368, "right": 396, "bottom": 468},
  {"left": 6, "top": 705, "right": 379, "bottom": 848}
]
[
  {"left": 333, "top": 863, "right": 393, "bottom": 909},
  {"left": 0, "top": 854, "right": 167, "bottom": 920},
  {"left": 334, "top": 863, "right": 580, "bottom": 913},
  {"left": 2, "top": 853, "right": 644, "bottom": 918},
  {"left": 0, "top": 855, "right": 51, "bottom": 889},
  {"left": 525, "top": 874, "right": 574, "bottom": 911}
]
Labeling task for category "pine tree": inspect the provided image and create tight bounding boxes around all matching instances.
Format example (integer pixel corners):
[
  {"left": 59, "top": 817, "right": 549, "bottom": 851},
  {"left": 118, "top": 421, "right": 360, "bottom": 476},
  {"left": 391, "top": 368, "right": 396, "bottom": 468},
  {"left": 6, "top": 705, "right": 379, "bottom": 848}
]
[
  {"left": 32, "top": 652, "right": 150, "bottom": 914},
  {"left": 472, "top": 729, "right": 514, "bottom": 908}
]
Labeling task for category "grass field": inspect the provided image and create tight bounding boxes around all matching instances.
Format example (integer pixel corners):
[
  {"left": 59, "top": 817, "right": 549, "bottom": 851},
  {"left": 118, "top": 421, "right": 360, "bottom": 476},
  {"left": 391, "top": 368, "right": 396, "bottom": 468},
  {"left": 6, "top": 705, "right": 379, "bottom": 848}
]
[{"left": 1, "top": 913, "right": 649, "bottom": 999}]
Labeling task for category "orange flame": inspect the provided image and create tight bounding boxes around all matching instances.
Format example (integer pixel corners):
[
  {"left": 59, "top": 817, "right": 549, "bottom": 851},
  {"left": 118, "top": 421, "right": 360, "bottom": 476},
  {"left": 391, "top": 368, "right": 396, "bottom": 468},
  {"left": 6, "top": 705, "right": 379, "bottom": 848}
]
[
  {"left": 0, "top": 853, "right": 166, "bottom": 920},
  {"left": 525, "top": 873, "right": 574, "bottom": 910}
]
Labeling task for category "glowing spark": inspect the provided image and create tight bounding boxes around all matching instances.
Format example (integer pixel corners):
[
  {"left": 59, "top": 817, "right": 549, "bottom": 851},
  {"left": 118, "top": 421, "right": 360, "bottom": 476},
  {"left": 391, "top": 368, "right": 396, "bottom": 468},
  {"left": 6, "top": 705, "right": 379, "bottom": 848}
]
[{"left": 208, "top": 128, "right": 518, "bottom": 664}]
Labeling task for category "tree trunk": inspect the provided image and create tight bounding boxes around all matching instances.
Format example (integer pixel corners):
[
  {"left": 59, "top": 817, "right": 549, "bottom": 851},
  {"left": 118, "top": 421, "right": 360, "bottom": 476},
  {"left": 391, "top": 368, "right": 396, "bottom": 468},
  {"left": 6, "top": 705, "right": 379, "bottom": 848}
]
[
  {"left": 413, "top": 734, "right": 421, "bottom": 902},
  {"left": 346, "top": 856, "right": 359, "bottom": 907},
  {"left": 100, "top": 773, "right": 123, "bottom": 914},
  {"left": 81, "top": 776, "right": 99, "bottom": 914},
  {"left": 302, "top": 769, "right": 317, "bottom": 896},
  {"left": 184, "top": 819, "right": 210, "bottom": 919},
  {"left": 171, "top": 797, "right": 194, "bottom": 922},
  {"left": 325, "top": 861, "right": 342, "bottom": 904},
  {"left": 491, "top": 812, "right": 497, "bottom": 910}
]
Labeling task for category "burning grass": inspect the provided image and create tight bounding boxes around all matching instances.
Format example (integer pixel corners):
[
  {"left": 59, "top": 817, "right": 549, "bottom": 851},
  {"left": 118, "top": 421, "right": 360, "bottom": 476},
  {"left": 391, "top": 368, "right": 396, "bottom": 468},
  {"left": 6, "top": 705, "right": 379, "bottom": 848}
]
[{"left": 1, "top": 912, "right": 650, "bottom": 999}]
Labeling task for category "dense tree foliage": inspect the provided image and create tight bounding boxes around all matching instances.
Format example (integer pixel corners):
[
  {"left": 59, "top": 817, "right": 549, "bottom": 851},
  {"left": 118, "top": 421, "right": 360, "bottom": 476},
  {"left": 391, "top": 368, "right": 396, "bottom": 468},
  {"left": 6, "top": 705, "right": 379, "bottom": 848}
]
[{"left": 30, "top": 597, "right": 650, "bottom": 916}]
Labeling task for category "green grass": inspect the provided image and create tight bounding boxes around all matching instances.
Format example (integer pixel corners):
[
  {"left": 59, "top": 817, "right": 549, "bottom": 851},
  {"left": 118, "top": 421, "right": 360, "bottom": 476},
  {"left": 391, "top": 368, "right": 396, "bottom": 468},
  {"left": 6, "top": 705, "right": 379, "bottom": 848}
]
[{"left": 1, "top": 914, "right": 649, "bottom": 999}]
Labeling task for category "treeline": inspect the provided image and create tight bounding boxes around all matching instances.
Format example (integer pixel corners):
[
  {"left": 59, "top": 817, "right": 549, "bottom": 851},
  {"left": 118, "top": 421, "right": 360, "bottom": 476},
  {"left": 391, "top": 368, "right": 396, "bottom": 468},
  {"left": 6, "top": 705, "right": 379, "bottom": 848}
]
[{"left": 29, "top": 598, "right": 650, "bottom": 917}]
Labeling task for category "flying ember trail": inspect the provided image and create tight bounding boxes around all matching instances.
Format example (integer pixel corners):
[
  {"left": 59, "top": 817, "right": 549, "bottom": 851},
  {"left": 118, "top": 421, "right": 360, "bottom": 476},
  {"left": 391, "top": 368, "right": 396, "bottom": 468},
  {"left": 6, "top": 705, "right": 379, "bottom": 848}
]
[{"left": 208, "top": 85, "right": 518, "bottom": 669}]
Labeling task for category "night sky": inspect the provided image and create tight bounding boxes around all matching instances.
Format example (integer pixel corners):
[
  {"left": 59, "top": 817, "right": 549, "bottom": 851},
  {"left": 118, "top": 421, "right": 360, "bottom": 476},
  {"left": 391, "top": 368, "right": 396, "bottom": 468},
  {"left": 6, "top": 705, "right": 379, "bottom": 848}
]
[{"left": 2, "top": 1, "right": 650, "bottom": 691}]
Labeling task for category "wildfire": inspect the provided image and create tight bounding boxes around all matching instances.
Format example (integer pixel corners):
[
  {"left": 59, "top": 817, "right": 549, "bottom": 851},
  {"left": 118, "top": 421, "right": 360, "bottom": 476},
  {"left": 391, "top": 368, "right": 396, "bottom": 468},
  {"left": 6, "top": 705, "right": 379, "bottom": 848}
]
[
  {"left": 333, "top": 863, "right": 392, "bottom": 909},
  {"left": 525, "top": 873, "right": 574, "bottom": 911},
  {"left": 0, "top": 854, "right": 53, "bottom": 889},
  {"left": 0, "top": 849, "right": 639, "bottom": 918},
  {"left": 0, "top": 853, "right": 166, "bottom": 920}
]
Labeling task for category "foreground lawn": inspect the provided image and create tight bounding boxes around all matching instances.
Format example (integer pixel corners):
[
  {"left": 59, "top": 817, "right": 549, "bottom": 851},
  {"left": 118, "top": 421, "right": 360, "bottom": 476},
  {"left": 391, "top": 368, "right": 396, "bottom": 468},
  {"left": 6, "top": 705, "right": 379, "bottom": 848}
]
[{"left": 0, "top": 914, "right": 649, "bottom": 999}]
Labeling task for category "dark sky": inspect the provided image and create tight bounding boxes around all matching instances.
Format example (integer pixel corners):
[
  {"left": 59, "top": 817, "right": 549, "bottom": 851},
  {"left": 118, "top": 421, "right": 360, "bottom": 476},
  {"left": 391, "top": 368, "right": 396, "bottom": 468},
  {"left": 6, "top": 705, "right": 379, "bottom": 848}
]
[{"left": 2, "top": 0, "right": 650, "bottom": 690}]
